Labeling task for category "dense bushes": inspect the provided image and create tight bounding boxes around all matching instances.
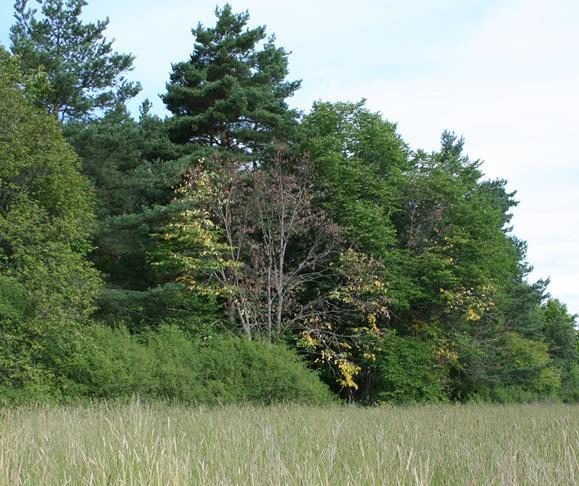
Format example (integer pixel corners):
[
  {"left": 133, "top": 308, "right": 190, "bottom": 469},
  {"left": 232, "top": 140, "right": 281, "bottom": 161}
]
[
  {"left": 374, "top": 333, "right": 448, "bottom": 404},
  {"left": 61, "top": 325, "right": 332, "bottom": 405}
]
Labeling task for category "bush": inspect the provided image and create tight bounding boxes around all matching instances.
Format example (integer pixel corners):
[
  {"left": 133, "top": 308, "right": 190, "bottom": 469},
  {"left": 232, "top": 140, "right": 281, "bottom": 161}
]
[
  {"left": 195, "top": 336, "right": 333, "bottom": 404},
  {"left": 560, "top": 364, "right": 579, "bottom": 403},
  {"left": 374, "top": 333, "right": 448, "bottom": 404},
  {"left": 62, "top": 325, "right": 156, "bottom": 398},
  {"left": 61, "top": 324, "right": 332, "bottom": 405}
]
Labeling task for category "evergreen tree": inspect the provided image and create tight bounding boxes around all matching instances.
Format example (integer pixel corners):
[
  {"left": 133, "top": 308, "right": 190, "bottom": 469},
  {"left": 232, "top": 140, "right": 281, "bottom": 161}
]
[
  {"left": 10, "top": 0, "right": 140, "bottom": 121},
  {"left": 67, "top": 106, "right": 218, "bottom": 332},
  {"left": 162, "top": 4, "right": 300, "bottom": 157},
  {"left": 541, "top": 299, "right": 577, "bottom": 366}
]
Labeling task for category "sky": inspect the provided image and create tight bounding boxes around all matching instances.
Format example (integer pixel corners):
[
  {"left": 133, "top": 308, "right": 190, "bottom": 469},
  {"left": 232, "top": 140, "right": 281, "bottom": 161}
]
[{"left": 1, "top": 0, "right": 578, "bottom": 315}]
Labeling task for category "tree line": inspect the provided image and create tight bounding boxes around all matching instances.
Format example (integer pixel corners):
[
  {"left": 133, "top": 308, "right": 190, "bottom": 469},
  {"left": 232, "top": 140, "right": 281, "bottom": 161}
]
[{"left": 1, "top": 0, "right": 577, "bottom": 404}]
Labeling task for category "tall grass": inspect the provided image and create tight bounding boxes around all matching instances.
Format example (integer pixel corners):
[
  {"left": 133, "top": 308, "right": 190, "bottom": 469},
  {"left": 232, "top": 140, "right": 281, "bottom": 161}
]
[{"left": 0, "top": 402, "right": 577, "bottom": 485}]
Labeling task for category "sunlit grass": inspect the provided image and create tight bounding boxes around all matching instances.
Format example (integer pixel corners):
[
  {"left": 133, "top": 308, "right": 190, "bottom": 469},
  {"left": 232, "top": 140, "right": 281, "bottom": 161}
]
[{"left": 0, "top": 402, "right": 577, "bottom": 485}]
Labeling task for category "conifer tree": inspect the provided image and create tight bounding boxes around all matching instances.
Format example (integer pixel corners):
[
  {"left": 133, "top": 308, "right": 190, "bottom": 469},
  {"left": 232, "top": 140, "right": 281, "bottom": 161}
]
[
  {"left": 162, "top": 4, "right": 301, "bottom": 157},
  {"left": 10, "top": 0, "right": 140, "bottom": 121}
]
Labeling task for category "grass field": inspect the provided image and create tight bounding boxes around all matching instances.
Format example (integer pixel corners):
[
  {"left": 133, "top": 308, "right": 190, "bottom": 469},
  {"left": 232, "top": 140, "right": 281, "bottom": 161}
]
[{"left": 0, "top": 402, "right": 577, "bottom": 485}]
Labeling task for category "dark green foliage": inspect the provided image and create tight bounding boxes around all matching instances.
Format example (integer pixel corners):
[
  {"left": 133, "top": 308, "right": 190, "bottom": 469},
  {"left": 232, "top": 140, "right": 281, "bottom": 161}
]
[
  {"left": 541, "top": 299, "right": 578, "bottom": 401},
  {"left": 561, "top": 364, "right": 579, "bottom": 402},
  {"left": 3, "top": 1, "right": 577, "bottom": 406},
  {"left": 541, "top": 299, "right": 577, "bottom": 364},
  {"left": 65, "top": 106, "right": 219, "bottom": 332},
  {"left": 375, "top": 332, "right": 448, "bottom": 404},
  {"left": 67, "top": 106, "right": 183, "bottom": 289},
  {"left": 63, "top": 325, "right": 156, "bottom": 399},
  {"left": 194, "top": 334, "right": 333, "bottom": 404},
  {"left": 94, "top": 284, "right": 219, "bottom": 334},
  {"left": 395, "top": 133, "right": 520, "bottom": 310},
  {"left": 63, "top": 325, "right": 333, "bottom": 404},
  {"left": 0, "top": 276, "right": 36, "bottom": 395},
  {"left": 163, "top": 4, "right": 300, "bottom": 157},
  {"left": 501, "top": 331, "right": 561, "bottom": 396},
  {"left": 300, "top": 101, "right": 414, "bottom": 311},
  {"left": 10, "top": 0, "right": 140, "bottom": 121},
  {"left": 301, "top": 101, "right": 407, "bottom": 257}
]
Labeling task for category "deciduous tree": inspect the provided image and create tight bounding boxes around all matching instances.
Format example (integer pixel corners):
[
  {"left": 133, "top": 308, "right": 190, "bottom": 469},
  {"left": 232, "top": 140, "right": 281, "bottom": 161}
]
[{"left": 0, "top": 48, "right": 100, "bottom": 392}]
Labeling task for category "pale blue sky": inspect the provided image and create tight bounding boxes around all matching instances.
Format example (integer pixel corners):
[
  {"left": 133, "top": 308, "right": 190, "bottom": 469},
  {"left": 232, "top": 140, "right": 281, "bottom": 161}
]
[{"left": 1, "top": 0, "right": 578, "bottom": 314}]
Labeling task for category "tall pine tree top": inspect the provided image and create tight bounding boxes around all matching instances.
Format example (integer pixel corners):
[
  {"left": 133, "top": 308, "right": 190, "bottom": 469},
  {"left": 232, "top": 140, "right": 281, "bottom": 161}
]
[
  {"left": 162, "top": 4, "right": 301, "bottom": 157},
  {"left": 10, "top": 0, "right": 140, "bottom": 122}
]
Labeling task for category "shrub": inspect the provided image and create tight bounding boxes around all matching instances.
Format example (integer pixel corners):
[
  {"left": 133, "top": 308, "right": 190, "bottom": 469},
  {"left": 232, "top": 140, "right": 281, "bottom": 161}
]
[
  {"left": 374, "top": 333, "right": 448, "bottom": 404},
  {"left": 61, "top": 324, "right": 332, "bottom": 405},
  {"left": 195, "top": 336, "right": 334, "bottom": 404},
  {"left": 63, "top": 325, "right": 156, "bottom": 399}
]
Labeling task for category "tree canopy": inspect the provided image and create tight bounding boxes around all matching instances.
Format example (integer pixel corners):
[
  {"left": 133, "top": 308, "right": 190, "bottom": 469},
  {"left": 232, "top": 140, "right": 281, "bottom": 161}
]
[
  {"left": 10, "top": 0, "right": 140, "bottom": 121},
  {"left": 0, "top": 48, "right": 100, "bottom": 394},
  {"left": 162, "top": 4, "right": 300, "bottom": 158},
  {"left": 2, "top": 2, "right": 577, "bottom": 405}
]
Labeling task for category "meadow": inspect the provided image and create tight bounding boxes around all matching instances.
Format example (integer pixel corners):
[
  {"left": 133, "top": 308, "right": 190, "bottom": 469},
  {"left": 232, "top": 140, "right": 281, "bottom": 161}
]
[{"left": 0, "top": 402, "right": 577, "bottom": 485}]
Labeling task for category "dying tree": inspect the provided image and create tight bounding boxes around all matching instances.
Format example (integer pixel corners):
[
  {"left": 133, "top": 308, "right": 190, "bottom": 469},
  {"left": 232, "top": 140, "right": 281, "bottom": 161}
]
[
  {"left": 156, "top": 151, "right": 393, "bottom": 397},
  {"left": 156, "top": 153, "right": 339, "bottom": 340}
]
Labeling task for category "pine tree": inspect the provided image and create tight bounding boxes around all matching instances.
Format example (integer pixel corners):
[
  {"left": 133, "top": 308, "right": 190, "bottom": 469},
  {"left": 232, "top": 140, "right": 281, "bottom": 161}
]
[
  {"left": 67, "top": 105, "right": 217, "bottom": 332},
  {"left": 10, "top": 0, "right": 140, "bottom": 121},
  {"left": 162, "top": 4, "right": 300, "bottom": 157}
]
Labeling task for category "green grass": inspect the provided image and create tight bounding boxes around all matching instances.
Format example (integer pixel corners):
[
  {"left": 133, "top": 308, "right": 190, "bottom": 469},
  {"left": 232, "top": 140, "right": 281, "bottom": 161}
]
[{"left": 0, "top": 402, "right": 577, "bottom": 485}]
